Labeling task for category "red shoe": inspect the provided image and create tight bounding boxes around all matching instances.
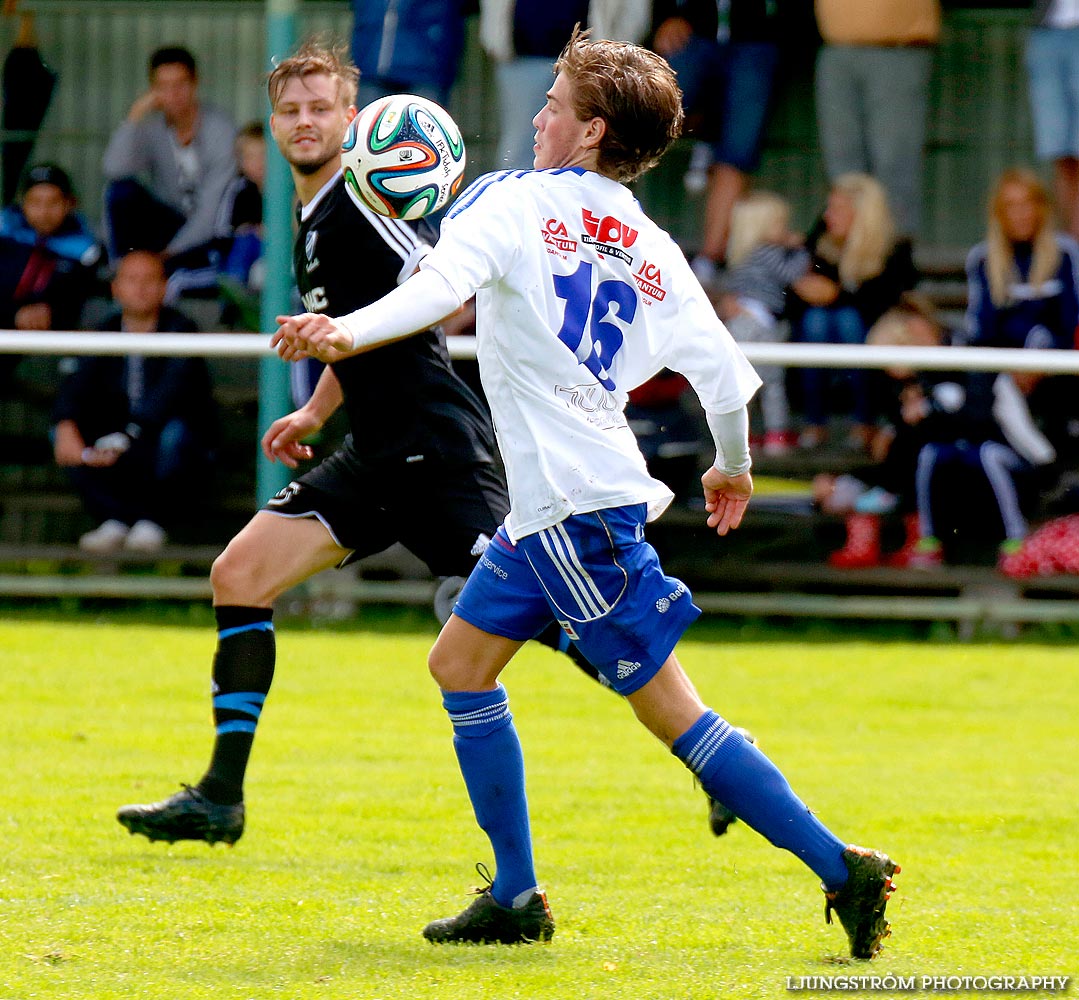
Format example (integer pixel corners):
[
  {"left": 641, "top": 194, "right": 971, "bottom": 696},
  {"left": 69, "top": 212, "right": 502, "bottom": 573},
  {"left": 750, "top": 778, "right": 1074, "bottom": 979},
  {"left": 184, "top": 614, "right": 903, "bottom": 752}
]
[
  {"left": 828, "top": 514, "right": 881, "bottom": 569},
  {"left": 892, "top": 536, "right": 943, "bottom": 570}
]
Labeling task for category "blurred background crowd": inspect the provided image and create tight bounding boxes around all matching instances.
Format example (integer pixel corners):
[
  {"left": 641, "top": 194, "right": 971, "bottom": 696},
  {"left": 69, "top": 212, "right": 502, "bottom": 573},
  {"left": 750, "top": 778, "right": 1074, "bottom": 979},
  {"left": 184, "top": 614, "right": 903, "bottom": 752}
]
[{"left": 2, "top": 0, "right": 1079, "bottom": 578}]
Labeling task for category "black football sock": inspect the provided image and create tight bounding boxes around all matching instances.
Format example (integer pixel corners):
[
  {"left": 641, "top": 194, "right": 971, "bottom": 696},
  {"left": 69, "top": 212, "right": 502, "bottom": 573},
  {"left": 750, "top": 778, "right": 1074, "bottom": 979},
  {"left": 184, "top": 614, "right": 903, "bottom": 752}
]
[
  {"left": 196, "top": 606, "right": 275, "bottom": 805},
  {"left": 534, "top": 621, "right": 612, "bottom": 690}
]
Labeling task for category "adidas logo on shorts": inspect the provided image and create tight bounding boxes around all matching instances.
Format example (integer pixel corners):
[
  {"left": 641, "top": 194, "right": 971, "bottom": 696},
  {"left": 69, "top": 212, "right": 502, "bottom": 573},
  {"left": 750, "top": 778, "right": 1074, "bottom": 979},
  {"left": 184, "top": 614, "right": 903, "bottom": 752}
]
[{"left": 616, "top": 659, "right": 641, "bottom": 680}]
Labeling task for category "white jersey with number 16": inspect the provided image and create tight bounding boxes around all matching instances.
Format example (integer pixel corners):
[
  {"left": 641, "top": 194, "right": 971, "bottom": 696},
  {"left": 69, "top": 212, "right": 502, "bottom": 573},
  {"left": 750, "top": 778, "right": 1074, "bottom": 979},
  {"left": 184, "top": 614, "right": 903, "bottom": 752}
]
[{"left": 422, "top": 167, "right": 762, "bottom": 542}]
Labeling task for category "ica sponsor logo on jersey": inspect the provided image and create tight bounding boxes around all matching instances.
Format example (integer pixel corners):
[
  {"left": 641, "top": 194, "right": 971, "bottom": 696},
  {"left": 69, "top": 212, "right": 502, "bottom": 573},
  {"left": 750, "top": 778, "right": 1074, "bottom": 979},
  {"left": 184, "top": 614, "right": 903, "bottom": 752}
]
[
  {"left": 633, "top": 260, "right": 666, "bottom": 301},
  {"left": 580, "top": 208, "right": 637, "bottom": 265},
  {"left": 542, "top": 217, "right": 578, "bottom": 255}
]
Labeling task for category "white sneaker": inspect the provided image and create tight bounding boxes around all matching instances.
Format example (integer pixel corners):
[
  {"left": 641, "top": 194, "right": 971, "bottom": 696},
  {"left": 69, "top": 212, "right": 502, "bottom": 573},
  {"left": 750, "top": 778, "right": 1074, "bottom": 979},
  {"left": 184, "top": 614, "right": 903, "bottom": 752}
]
[
  {"left": 79, "top": 519, "right": 130, "bottom": 553},
  {"left": 124, "top": 519, "right": 167, "bottom": 552}
]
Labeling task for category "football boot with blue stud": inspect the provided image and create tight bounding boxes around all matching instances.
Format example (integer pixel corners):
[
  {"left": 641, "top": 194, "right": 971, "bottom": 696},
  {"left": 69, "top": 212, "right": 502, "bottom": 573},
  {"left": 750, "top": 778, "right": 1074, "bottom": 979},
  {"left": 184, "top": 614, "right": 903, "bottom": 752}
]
[
  {"left": 823, "top": 845, "right": 901, "bottom": 959},
  {"left": 423, "top": 864, "right": 554, "bottom": 945},
  {"left": 116, "top": 784, "right": 244, "bottom": 846},
  {"left": 707, "top": 727, "right": 757, "bottom": 836}
]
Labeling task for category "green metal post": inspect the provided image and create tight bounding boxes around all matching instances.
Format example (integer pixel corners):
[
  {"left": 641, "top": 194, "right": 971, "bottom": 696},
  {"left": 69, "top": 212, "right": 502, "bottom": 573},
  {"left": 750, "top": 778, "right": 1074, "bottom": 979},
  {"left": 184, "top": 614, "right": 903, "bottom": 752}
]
[{"left": 256, "top": 0, "right": 298, "bottom": 503}]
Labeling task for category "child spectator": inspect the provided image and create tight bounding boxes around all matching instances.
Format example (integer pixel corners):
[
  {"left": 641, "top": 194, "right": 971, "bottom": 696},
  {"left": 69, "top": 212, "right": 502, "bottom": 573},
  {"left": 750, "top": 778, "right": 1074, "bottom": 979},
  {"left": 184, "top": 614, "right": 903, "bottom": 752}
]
[
  {"left": 51, "top": 250, "right": 217, "bottom": 553},
  {"left": 792, "top": 172, "right": 917, "bottom": 451},
  {"left": 817, "top": 296, "right": 946, "bottom": 568},
  {"left": 215, "top": 120, "right": 265, "bottom": 329},
  {"left": 716, "top": 190, "right": 820, "bottom": 455},
  {"left": 0, "top": 163, "right": 102, "bottom": 387}
]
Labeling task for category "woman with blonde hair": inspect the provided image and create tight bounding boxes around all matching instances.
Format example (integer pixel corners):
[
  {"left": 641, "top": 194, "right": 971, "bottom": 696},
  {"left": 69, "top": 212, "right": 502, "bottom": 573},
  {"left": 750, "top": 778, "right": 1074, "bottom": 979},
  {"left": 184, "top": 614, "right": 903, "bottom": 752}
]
[
  {"left": 965, "top": 167, "right": 1079, "bottom": 351},
  {"left": 792, "top": 172, "right": 917, "bottom": 449}
]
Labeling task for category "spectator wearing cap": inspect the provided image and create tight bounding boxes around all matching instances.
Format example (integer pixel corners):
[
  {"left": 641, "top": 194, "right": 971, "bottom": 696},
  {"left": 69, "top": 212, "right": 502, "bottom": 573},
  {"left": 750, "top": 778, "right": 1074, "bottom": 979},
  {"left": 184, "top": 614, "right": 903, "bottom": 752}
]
[
  {"left": 0, "top": 162, "right": 103, "bottom": 386},
  {"left": 101, "top": 45, "right": 237, "bottom": 299}
]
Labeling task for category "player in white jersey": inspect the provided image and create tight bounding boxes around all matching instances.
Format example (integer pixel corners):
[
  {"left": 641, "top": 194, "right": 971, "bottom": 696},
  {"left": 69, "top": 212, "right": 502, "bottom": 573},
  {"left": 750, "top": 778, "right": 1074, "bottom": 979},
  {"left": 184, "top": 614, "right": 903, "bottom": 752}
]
[{"left": 273, "top": 28, "right": 900, "bottom": 960}]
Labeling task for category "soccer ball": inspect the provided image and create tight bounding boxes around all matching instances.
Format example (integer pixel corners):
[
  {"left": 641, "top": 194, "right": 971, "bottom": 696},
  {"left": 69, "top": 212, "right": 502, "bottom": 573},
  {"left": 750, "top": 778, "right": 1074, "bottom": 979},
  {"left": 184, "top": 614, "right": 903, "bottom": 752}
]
[{"left": 341, "top": 94, "right": 466, "bottom": 220}]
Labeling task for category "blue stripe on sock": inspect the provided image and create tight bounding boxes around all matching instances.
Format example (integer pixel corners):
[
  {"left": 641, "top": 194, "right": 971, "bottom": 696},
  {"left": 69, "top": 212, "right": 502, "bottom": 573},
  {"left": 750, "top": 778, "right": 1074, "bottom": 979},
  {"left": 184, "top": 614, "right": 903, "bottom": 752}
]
[
  {"left": 218, "top": 620, "right": 274, "bottom": 640},
  {"left": 216, "top": 719, "right": 258, "bottom": 735},
  {"left": 213, "top": 691, "right": 266, "bottom": 718}
]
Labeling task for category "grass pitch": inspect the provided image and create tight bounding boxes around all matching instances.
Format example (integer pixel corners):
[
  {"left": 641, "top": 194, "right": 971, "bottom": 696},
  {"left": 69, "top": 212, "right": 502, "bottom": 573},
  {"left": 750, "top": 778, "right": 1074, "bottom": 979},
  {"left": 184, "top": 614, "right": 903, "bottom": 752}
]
[{"left": 1, "top": 610, "right": 1076, "bottom": 999}]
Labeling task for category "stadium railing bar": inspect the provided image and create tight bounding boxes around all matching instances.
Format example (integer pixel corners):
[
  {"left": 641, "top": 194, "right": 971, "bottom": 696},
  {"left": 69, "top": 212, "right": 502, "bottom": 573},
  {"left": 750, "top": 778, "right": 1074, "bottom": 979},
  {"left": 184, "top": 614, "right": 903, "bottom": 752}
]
[{"left": 4, "top": 330, "right": 1079, "bottom": 633}]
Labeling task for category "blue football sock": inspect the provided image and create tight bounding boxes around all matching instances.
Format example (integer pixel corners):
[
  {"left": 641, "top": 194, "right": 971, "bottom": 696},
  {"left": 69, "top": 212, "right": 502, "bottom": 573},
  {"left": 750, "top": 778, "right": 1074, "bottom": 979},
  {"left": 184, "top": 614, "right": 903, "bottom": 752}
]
[
  {"left": 673, "top": 711, "right": 849, "bottom": 889},
  {"left": 442, "top": 685, "right": 537, "bottom": 908}
]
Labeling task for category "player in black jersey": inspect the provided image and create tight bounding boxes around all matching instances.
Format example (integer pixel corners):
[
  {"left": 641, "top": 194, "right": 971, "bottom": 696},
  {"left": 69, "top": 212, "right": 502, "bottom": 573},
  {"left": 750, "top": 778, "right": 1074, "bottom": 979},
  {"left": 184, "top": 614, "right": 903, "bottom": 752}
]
[{"left": 115, "top": 40, "right": 596, "bottom": 847}]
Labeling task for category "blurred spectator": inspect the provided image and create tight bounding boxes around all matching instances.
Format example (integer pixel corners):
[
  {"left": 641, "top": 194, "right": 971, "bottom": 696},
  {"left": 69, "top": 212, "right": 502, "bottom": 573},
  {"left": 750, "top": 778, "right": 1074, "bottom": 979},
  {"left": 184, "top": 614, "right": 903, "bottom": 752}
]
[
  {"left": 818, "top": 296, "right": 949, "bottom": 568},
  {"left": 215, "top": 120, "right": 265, "bottom": 330},
  {"left": 52, "top": 250, "right": 217, "bottom": 553},
  {"left": 965, "top": 167, "right": 1079, "bottom": 352},
  {"left": 652, "top": 0, "right": 786, "bottom": 282},
  {"left": 480, "top": 0, "right": 651, "bottom": 169},
  {"left": 1, "top": 1, "right": 57, "bottom": 203},
  {"left": 1027, "top": 0, "right": 1079, "bottom": 241},
  {"left": 102, "top": 45, "right": 237, "bottom": 300},
  {"left": 715, "top": 190, "right": 820, "bottom": 454},
  {"left": 821, "top": 296, "right": 1058, "bottom": 570},
  {"left": 791, "top": 172, "right": 917, "bottom": 450},
  {"left": 813, "top": 0, "right": 940, "bottom": 238},
  {"left": 351, "top": 0, "right": 470, "bottom": 109},
  {"left": 0, "top": 163, "right": 102, "bottom": 387}
]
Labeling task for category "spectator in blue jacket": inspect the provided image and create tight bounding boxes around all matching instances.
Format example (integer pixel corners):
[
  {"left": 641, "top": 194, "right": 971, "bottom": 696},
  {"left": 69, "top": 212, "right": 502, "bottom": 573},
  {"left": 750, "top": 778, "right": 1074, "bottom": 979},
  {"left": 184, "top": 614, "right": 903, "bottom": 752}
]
[
  {"left": 965, "top": 167, "right": 1079, "bottom": 352},
  {"left": 0, "top": 163, "right": 102, "bottom": 386},
  {"left": 351, "top": 0, "right": 470, "bottom": 109}
]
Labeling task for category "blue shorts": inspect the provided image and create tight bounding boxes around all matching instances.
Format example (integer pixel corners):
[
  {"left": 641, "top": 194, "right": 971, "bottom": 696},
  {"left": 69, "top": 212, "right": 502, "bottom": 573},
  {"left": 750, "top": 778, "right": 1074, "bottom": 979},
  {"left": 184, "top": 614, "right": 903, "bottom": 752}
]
[{"left": 453, "top": 504, "right": 701, "bottom": 696}]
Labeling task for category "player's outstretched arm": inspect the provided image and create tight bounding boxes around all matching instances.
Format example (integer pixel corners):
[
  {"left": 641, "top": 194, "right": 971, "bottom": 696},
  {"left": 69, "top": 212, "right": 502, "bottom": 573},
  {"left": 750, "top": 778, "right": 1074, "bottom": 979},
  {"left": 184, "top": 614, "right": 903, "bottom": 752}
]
[{"left": 273, "top": 267, "right": 464, "bottom": 365}]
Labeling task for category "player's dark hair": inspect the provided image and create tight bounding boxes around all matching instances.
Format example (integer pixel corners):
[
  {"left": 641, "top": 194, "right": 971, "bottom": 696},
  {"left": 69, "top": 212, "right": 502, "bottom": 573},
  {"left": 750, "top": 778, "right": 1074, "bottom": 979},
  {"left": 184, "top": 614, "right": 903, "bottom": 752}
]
[
  {"left": 149, "top": 45, "right": 197, "bottom": 79},
  {"left": 554, "top": 25, "right": 683, "bottom": 183},
  {"left": 268, "top": 38, "right": 359, "bottom": 111}
]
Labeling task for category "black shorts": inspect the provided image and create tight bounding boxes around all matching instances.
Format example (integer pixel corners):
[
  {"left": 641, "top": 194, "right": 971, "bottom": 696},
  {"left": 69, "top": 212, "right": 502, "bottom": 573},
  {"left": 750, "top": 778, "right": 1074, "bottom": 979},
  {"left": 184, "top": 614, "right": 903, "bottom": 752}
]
[{"left": 262, "top": 445, "right": 509, "bottom": 577}]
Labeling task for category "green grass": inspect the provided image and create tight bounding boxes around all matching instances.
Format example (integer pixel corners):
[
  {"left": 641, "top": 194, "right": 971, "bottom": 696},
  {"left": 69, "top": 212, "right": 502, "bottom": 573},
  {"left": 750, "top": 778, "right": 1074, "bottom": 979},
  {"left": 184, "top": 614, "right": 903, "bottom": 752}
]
[{"left": 1, "top": 611, "right": 1077, "bottom": 998}]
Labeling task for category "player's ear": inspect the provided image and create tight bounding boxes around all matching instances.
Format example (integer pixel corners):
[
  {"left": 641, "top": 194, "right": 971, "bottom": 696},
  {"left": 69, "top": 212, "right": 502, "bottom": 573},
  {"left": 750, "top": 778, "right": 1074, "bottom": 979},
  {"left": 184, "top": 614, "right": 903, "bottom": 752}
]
[
  {"left": 345, "top": 105, "right": 358, "bottom": 124},
  {"left": 583, "top": 116, "right": 605, "bottom": 150}
]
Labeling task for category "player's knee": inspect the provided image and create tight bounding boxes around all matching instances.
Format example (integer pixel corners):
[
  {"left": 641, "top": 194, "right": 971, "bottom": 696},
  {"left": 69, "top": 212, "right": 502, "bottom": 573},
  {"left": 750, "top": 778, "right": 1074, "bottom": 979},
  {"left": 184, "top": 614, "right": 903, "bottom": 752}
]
[{"left": 210, "top": 547, "right": 264, "bottom": 604}]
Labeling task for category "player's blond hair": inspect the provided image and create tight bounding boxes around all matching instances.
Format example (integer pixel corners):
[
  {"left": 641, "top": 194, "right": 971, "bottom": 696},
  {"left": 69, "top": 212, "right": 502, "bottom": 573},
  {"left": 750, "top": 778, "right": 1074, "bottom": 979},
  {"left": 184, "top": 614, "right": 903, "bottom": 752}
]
[
  {"left": 986, "top": 167, "right": 1060, "bottom": 307},
  {"left": 554, "top": 25, "right": 683, "bottom": 183},
  {"left": 726, "top": 191, "right": 792, "bottom": 268},
  {"left": 816, "top": 173, "right": 897, "bottom": 289},
  {"left": 268, "top": 38, "right": 358, "bottom": 111}
]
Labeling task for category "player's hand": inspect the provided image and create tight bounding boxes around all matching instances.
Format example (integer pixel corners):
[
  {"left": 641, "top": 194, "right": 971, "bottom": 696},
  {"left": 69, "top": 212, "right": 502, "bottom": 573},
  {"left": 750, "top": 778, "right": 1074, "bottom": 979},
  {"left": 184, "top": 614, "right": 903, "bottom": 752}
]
[
  {"left": 701, "top": 467, "right": 753, "bottom": 537},
  {"left": 272, "top": 313, "right": 353, "bottom": 364},
  {"left": 260, "top": 409, "right": 321, "bottom": 467}
]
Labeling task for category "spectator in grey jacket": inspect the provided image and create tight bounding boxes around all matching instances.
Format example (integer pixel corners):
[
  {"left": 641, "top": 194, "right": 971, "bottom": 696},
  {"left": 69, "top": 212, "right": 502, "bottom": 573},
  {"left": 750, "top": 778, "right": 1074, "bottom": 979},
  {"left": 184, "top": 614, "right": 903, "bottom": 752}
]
[{"left": 102, "top": 45, "right": 237, "bottom": 298}]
